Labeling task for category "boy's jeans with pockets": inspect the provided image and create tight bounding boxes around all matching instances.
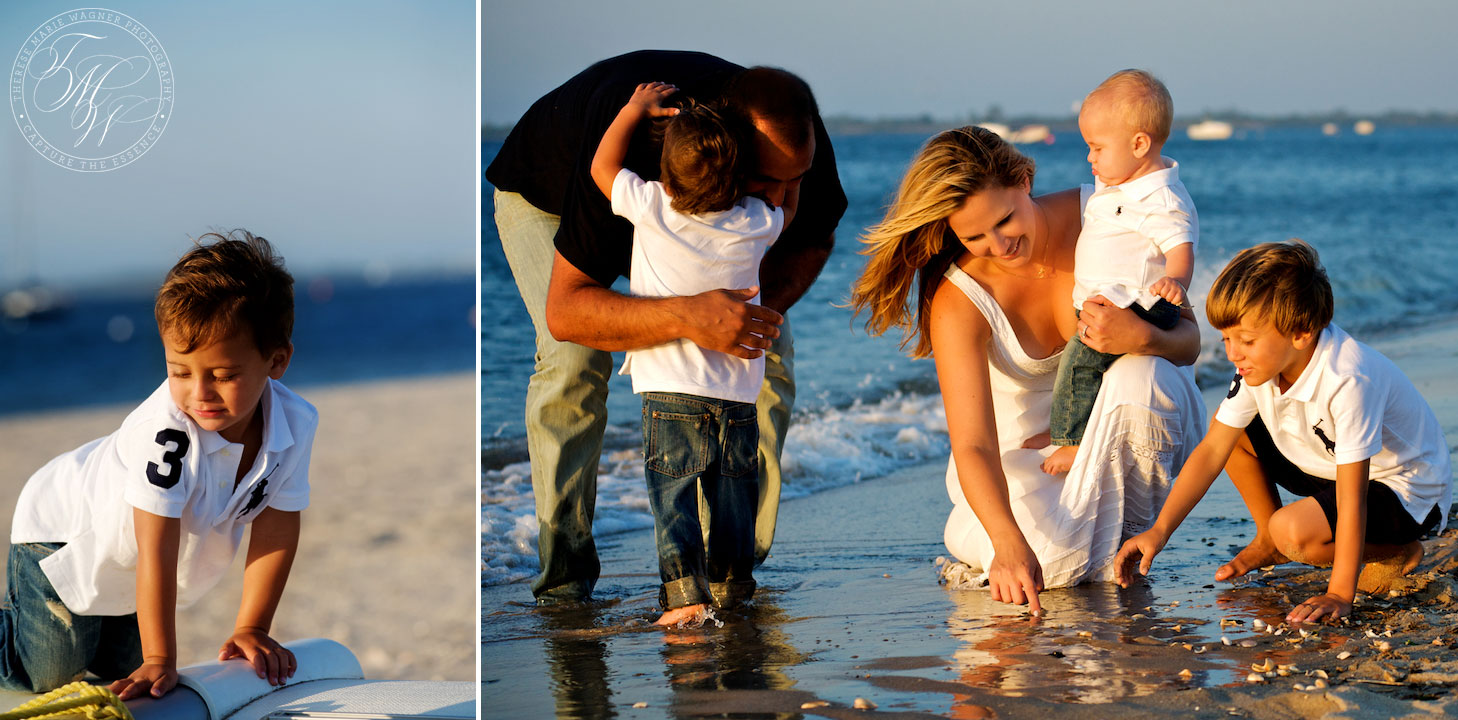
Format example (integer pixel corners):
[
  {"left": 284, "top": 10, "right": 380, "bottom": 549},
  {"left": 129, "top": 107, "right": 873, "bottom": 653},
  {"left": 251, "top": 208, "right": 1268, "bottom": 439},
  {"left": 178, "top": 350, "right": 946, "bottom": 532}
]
[{"left": 641, "top": 392, "right": 758, "bottom": 610}]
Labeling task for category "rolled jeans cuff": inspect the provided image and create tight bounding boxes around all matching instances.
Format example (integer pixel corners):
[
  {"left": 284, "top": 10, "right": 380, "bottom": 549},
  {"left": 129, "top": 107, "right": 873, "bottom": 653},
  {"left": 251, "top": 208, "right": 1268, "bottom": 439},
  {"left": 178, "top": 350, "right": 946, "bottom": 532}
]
[
  {"left": 662, "top": 576, "right": 711, "bottom": 609},
  {"left": 709, "top": 580, "right": 756, "bottom": 609}
]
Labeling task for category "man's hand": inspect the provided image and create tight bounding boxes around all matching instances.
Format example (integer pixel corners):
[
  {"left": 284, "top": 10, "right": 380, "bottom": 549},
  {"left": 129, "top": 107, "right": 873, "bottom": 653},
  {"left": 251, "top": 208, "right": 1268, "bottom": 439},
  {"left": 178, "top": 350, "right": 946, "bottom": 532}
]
[
  {"left": 220, "top": 628, "right": 297, "bottom": 686},
  {"left": 110, "top": 659, "right": 179, "bottom": 700},
  {"left": 1114, "top": 529, "right": 1169, "bottom": 587},
  {"left": 1149, "top": 276, "right": 1189, "bottom": 308},
  {"left": 679, "top": 287, "right": 783, "bottom": 359}
]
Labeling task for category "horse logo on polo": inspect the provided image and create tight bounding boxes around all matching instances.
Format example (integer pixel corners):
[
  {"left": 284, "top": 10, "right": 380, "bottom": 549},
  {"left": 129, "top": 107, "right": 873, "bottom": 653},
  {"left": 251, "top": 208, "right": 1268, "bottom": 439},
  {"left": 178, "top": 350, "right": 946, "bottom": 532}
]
[
  {"left": 1311, "top": 419, "right": 1336, "bottom": 456},
  {"left": 240, "top": 464, "right": 278, "bottom": 516}
]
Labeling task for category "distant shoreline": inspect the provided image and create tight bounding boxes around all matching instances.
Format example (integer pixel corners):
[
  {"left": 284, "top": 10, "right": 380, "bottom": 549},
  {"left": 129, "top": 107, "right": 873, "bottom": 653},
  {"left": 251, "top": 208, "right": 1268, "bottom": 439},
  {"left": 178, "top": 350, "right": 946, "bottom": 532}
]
[{"left": 483, "top": 110, "right": 1458, "bottom": 142}]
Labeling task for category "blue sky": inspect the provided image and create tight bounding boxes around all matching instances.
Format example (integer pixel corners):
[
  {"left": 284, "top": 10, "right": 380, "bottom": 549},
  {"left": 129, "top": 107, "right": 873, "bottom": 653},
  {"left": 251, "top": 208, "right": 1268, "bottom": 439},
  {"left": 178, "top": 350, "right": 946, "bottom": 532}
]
[
  {"left": 483, "top": 0, "right": 1458, "bottom": 125},
  {"left": 3, "top": 1, "right": 476, "bottom": 291}
]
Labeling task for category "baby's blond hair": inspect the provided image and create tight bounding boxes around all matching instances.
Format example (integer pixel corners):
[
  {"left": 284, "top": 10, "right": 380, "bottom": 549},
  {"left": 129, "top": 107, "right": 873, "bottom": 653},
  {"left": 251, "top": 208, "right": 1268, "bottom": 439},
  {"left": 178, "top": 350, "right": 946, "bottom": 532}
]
[{"left": 1086, "top": 69, "right": 1173, "bottom": 145}]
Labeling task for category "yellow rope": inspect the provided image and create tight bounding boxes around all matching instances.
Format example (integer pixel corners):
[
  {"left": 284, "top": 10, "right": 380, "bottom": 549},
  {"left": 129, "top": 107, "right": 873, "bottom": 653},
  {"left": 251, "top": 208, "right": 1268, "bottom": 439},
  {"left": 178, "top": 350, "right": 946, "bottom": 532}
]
[{"left": 0, "top": 682, "right": 133, "bottom": 720}]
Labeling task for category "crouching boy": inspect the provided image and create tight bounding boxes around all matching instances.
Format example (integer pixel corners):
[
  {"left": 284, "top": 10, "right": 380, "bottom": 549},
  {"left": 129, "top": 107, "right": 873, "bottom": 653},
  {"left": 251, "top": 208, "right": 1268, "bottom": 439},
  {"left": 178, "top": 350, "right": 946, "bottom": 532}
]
[
  {"left": 1115, "top": 239, "right": 1451, "bottom": 623},
  {"left": 1, "top": 231, "right": 313, "bottom": 697}
]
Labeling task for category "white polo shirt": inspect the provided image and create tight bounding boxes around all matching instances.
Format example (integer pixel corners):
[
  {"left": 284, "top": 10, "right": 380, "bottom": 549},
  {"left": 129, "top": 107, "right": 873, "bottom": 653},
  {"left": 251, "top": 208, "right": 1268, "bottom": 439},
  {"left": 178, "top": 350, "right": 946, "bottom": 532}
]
[
  {"left": 1072, "top": 158, "right": 1198, "bottom": 310},
  {"left": 1214, "top": 323, "right": 1451, "bottom": 531},
  {"left": 611, "top": 168, "right": 784, "bottom": 403},
  {"left": 11, "top": 378, "right": 316, "bottom": 616}
]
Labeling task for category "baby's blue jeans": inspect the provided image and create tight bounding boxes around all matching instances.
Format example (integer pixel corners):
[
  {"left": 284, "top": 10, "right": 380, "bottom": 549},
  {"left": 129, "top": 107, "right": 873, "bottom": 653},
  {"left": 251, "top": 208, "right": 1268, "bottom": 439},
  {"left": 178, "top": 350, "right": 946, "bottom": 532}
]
[
  {"left": 1051, "top": 300, "right": 1181, "bottom": 446},
  {"left": 0, "top": 542, "right": 143, "bottom": 692},
  {"left": 641, "top": 392, "right": 758, "bottom": 610}
]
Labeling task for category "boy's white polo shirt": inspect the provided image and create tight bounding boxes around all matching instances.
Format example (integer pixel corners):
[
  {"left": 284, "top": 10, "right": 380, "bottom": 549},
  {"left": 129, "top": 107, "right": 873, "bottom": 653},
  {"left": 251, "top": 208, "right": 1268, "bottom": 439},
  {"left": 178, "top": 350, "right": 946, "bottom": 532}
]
[
  {"left": 611, "top": 168, "right": 783, "bottom": 403},
  {"left": 11, "top": 378, "right": 316, "bottom": 616},
  {"left": 1215, "top": 323, "right": 1451, "bottom": 531},
  {"left": 1073, "top": 158, "right": 1198, "bottom": 310}
]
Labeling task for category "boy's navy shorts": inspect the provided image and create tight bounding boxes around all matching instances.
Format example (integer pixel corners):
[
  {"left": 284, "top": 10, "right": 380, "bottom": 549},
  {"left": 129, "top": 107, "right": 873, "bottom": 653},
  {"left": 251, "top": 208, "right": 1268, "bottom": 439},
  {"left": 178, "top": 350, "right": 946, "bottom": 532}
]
[{"left": 1246, "top": 417, "right": 1440, "bottom": 545}]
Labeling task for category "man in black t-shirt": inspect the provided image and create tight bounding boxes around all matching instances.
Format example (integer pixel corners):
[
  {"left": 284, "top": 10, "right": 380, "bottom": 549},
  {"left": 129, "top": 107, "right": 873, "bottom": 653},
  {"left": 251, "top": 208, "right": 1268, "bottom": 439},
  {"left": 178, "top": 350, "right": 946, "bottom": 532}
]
[{"left": 488, "top": 50, "right": 846, "bottom": 605}]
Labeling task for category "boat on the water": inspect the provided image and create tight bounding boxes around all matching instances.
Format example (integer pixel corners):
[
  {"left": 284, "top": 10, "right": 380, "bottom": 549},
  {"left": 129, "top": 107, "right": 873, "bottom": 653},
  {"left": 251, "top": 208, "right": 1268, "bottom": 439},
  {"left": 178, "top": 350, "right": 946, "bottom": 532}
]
[{"left": 1186, "top": 119, "right": 1234, "bottom": 141}]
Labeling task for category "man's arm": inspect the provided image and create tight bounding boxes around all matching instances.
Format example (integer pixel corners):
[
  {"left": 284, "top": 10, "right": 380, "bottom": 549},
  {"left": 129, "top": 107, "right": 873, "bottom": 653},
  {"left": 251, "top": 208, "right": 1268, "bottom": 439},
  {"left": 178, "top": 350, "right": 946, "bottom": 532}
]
[
  {"left": 220, "top": 507, "right": 300, "bottom": 686},
  {"left": 544, "top": 252, "right": 783, "bottom": 358},
  {"left": 112, "top": 509, "right": 181, "bottom": 700}
]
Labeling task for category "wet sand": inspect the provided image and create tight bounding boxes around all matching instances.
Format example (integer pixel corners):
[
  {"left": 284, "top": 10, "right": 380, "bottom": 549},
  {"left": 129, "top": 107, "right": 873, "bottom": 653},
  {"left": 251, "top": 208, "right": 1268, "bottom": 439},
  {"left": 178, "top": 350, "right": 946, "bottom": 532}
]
[
  {"left": 482, "top": 318, "right": 1458, "bottom": 718},
  {"left": 1, "top": 373, "right": 476, "bottom": 683}
]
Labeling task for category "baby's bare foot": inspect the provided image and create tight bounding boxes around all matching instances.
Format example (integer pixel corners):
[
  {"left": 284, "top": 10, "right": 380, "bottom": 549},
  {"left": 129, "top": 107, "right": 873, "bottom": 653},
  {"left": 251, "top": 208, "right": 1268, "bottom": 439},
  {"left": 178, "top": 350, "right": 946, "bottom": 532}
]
[
  {"left": 1215, "top": 538, "right": 1290, "bottom": 582},
  {"left": 1041, "top": 445, "right": 1078, "bottom": 475}
]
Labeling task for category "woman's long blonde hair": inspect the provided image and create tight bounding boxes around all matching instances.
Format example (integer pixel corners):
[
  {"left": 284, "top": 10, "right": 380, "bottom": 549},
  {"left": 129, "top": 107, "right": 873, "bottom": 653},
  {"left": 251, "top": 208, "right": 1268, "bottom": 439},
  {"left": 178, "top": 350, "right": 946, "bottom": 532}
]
[{"left": 849, "top": 126, "right": 1035, "bottom": 357}]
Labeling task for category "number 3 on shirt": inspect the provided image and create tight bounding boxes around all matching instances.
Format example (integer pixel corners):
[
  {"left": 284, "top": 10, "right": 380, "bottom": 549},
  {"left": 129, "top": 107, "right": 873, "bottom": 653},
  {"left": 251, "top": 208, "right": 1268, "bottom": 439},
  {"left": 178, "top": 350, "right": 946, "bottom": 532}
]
[{"left": 147, "top": 428, "right": 191, "bottom": 489}]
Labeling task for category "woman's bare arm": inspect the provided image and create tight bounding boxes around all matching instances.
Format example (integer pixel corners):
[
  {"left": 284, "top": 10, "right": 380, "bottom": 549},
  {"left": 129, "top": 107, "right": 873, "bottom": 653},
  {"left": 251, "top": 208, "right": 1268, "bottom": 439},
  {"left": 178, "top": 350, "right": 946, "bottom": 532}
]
[{"left": 929, "top": 278, "right": 1044, "bottom": 614}]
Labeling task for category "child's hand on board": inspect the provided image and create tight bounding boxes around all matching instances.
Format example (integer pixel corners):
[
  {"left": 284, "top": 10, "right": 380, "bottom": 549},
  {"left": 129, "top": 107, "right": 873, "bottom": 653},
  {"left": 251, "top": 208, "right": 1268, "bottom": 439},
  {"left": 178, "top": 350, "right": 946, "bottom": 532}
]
[
  {"left": 1113, "top": 529, "right": 1169, "bottom": 587},
  {"left": 220, "top": 628, "right": 298, "bottom": 686},
  {"left": 111, "top": 660, "right": 179, "bottom": 700},
  {"left": 1149, "top": 276, "right": 1189, "bottom": 308},
  {"left": 629, "top": 82, "right": 680, "bottom": 118}
]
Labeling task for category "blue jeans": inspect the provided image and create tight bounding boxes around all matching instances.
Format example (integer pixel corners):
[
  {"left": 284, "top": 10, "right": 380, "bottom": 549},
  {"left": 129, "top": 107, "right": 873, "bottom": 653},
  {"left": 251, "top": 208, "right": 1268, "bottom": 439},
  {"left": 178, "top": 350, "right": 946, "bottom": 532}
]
[
  {"left": 642, "top": 393, "right": 758, "bottom": 610},
  {"left": 1050, "top": 300, "right": 1181, "bottom": 446},
  {"left": 0, "top": 543, "right": 142, "bottom": 692},
  {"left": 494, "top": 189, "right": 795, "bottom": 604}
]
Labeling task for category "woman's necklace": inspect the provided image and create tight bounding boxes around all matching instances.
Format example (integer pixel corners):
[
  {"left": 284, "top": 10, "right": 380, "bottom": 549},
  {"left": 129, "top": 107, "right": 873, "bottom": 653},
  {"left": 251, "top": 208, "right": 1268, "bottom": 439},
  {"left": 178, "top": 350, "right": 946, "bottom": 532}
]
[
  {"left": 1031, "top": 201, "right": 1052, "bottom": 279},
  {"left": 997, "top": 203, "right": 1053, "bottom": 279}
]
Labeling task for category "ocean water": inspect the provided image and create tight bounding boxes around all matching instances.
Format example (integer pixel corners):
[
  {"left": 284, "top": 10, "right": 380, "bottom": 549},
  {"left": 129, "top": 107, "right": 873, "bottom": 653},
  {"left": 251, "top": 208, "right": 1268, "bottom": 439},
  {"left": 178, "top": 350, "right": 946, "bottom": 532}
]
[
  {"left": 1, "top": 274, "right": 477, "bottom": 416},
  {"left": 482, "top": 125, "right": 1458, "bottom": 587}
]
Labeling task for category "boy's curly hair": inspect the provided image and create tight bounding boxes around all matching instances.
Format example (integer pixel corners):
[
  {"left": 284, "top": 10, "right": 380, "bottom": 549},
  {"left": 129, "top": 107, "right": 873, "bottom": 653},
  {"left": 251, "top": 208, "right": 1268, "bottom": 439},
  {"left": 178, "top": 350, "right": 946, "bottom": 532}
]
[
  {"left": 155, "top": 230, "right": 294, "bottom": 354},
  {"left": 659, "top": 101, "right": 746, "bottom": 215},
  {"left": 1206, "top": 238, "right": 1333, "bottom": 336}
]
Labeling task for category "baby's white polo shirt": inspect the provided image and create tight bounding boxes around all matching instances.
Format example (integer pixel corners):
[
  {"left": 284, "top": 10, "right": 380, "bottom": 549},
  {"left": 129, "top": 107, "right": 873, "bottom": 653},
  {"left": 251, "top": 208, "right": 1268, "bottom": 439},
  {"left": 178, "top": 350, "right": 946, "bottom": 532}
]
[
  {"left": 611, "top": 168, "right": 783, "bottom": 403},
  {"left": 11, "top": 378, "right": 316, "bottom": 616},
  {"left": 1214, "top": 323, "right": 1451, "bottom": 531},
  {"left": 1072, "top": 158, "right": 1198, "bottom": 310}
]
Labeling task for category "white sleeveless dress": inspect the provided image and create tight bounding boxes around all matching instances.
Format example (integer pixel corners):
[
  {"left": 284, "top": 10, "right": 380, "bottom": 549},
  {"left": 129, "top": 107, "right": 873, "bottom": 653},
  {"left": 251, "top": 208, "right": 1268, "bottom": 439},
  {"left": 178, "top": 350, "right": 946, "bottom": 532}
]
[{"left": 939, "top": 264, "right": 1207, "bottom": 587}]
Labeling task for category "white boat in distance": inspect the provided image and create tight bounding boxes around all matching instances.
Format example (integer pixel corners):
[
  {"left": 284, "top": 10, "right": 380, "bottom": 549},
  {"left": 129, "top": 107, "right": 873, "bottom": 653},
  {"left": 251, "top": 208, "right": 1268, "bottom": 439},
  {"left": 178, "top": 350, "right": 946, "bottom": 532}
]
[{"left": 1186, "top": 119, "right": 1234, "bottom": 141}]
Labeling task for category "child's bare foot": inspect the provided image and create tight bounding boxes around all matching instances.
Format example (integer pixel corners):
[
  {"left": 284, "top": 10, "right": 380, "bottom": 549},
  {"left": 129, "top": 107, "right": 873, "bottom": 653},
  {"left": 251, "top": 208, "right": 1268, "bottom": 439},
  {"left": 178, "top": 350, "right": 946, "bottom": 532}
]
[
  {"left": 655, "top": 603, "right": 708, "bottom": 627},
  {"left": 1215, "top": 537, "right": 1290, "bottom": 582},
  {"left": 1041, "top": 445, "right": 1078, "bottom": 475},
  {"left": 1357, "top": 541, "right": 1424, "bottom": 595}
]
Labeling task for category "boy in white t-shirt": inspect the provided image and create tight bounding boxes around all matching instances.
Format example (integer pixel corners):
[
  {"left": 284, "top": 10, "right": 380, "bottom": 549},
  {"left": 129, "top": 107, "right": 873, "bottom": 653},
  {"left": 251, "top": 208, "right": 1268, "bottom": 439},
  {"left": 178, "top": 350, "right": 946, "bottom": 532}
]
[
  {"left": 2, "top": 232, "right": 312, "bottom": 697},
  {"left": 1115, "top": 240, "right": 1451, "bottom": 623},
  {"left": 589, "top": 81, "right": 785, "bottom": 626},
  {"left": 1044, "top": 69, "right": 1198, "bottom": 475}
]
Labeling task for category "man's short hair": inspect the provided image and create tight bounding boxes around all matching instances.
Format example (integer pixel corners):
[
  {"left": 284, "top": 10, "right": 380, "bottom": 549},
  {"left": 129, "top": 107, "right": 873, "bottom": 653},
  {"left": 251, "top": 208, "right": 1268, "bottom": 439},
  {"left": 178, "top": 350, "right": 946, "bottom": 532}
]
[
  {"left": 1206, "top": 238, "right": 1333, "bottom": 336},
  {"left": 1088, "top": 69, "right": 1174, "bottom": 145},
  {"left": 155, "top": 230, "right": 295, "bottom": 354},
  {"left": 720, "top": 65, "right": 817, "bottom": 148}
]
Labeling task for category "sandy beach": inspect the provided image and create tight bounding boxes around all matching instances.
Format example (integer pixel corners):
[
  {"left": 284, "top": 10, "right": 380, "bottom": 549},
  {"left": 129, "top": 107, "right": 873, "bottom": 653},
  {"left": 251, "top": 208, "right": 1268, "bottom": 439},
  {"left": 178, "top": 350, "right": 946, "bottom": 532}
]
[
  {"left": 0, "top": 372, "right": 476, "bottom": 683},
  {"left": 482, "top": 319, "right": 1458, "bottom": 718}
]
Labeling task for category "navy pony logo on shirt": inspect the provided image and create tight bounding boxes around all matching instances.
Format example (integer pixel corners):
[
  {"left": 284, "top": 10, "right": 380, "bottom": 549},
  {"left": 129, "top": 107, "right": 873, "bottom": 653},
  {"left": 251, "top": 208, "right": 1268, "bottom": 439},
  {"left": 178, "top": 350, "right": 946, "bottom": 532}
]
[
  {"left": 1311, "top": 420, "right": 1336, "bottom": 456},
  {"left": 1226, "top": 372, "right": 1242, "bottom": 399},
  {"left": 240, "top": 464, "right": 279, "bottom": 516}
]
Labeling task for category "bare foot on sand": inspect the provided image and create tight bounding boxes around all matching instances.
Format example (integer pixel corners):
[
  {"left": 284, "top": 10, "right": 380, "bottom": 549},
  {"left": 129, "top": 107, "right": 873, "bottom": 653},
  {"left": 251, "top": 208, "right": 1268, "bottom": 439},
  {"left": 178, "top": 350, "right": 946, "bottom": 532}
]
[
  {"left": 1215, "top": 537, "right": 1290, "bottom": 582},
  {"left": 1041, "top": 445, "right": 1078, "bottom": 475},
  {"left": 1357, "top": 541, "right": 1425, "bottom": 595},
  {"left": 655, "top": 603, "right": 708, "bottom": 627}
]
